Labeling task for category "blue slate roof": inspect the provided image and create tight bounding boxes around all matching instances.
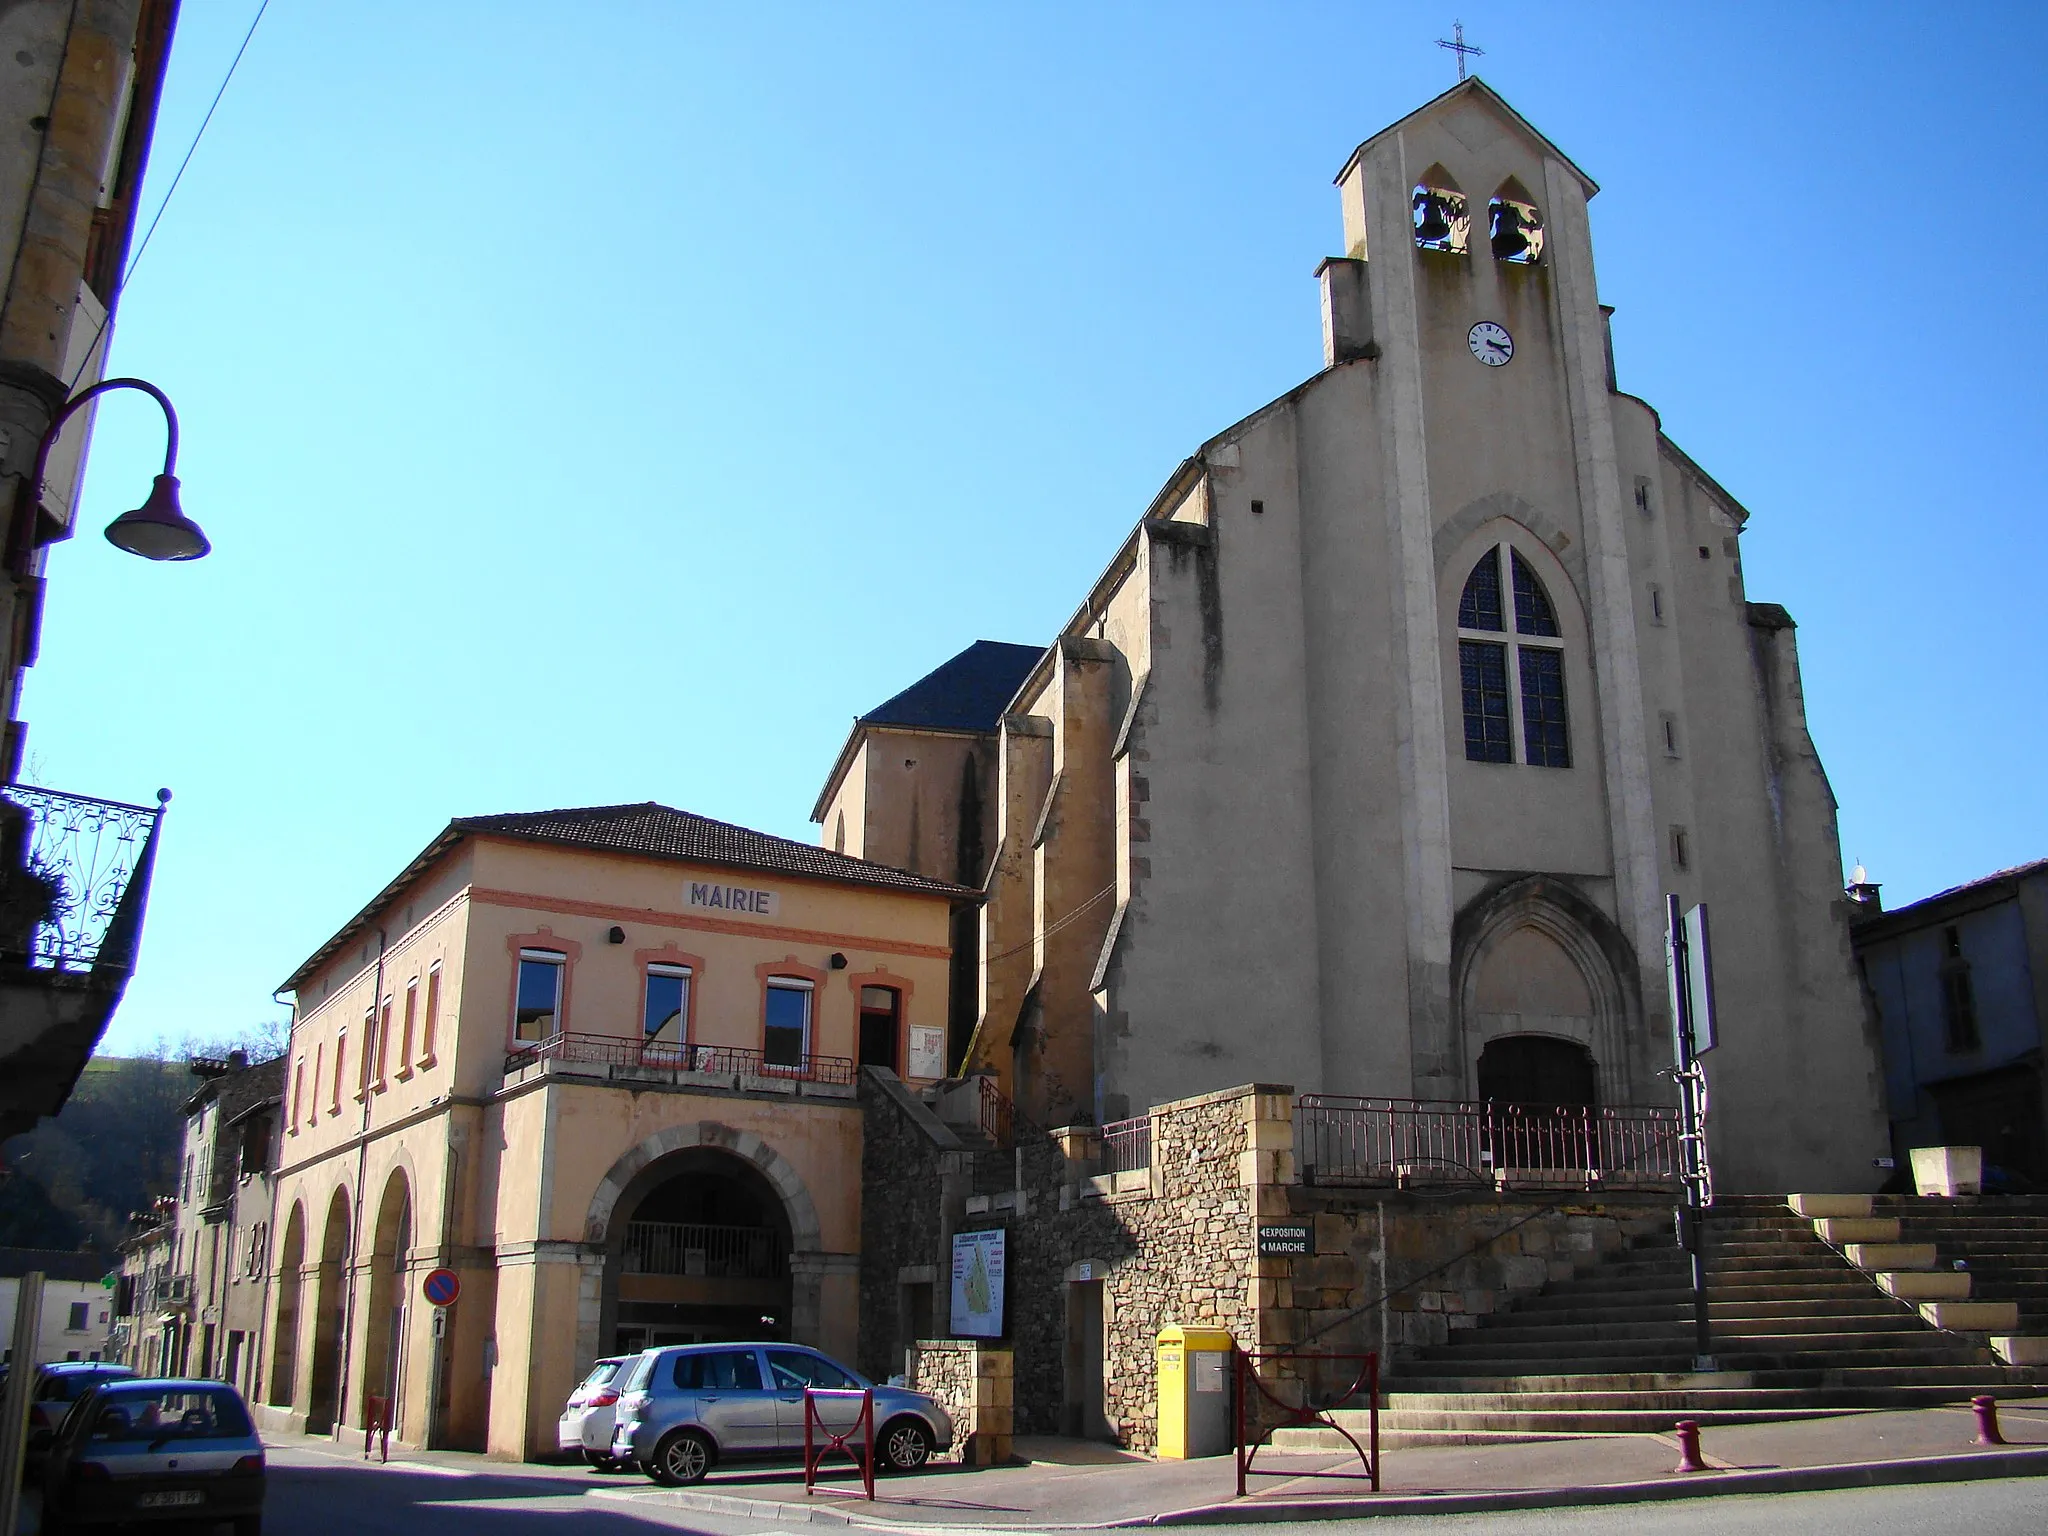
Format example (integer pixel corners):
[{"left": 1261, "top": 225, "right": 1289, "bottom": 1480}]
[{"left": 859, "top": 641, "right": 1044, "bottom": 734}]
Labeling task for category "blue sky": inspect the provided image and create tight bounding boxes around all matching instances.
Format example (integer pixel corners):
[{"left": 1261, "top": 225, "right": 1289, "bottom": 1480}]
[{"left": 29, "top": 2, "right": 2046, "bottom": 1054}]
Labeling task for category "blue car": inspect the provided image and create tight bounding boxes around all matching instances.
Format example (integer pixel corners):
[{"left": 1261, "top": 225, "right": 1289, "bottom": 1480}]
[{"left": 39, "top": 1377, "right": 265, "bottom": 1535}]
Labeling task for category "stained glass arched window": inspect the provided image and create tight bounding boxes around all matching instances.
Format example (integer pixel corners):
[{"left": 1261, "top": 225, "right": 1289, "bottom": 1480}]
[
  {"left": 1512, "top": 551, "right": 1559, "bottom": 636},
  {"left": 1456, "top": 543, "right": 1571, "bottom": 769}
]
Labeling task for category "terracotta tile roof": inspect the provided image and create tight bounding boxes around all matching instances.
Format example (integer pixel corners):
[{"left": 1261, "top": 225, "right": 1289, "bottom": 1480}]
[
  {"left": 281, "top": 802, "right": 972, "bottom": 995},
  {"left": 454, "top": 802, "right": 974, "bottom": 898}
]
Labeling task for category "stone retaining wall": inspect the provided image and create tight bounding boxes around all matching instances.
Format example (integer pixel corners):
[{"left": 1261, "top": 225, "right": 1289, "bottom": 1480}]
[
  {"left": 860, "top": 1074, "right": 1679, "bottom": 1455},
  {"left": 908, "top": 1338, "right": 1012, "bottom": 1464}
]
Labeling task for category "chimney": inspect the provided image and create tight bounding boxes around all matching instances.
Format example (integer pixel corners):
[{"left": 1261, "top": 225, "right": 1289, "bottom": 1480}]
[{"left": 1845, "top": 863, "right": 1882, "bottom": 915}]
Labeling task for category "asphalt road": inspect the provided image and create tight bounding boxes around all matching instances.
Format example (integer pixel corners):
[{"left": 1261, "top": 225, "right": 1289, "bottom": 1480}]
[{"left": 238, "top": 1448, "right": 2048, "bottom": 1535}]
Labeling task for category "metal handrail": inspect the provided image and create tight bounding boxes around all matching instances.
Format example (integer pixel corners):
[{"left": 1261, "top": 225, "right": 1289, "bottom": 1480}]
[
  {"left": 1296, "top": 1095, "right": 1681, "bottom": 1189},
  {"left": 978, "top": 1076, "right": 1014, "bottom": 1148},
  {"left": 502, "top": 1030, "right": 856, "bottom": 1084}
]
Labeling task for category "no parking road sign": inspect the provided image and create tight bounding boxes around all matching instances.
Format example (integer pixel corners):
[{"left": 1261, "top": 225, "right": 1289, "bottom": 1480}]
[{"left": 422, "top": 1268, "right": 460, "bottom": 1307}]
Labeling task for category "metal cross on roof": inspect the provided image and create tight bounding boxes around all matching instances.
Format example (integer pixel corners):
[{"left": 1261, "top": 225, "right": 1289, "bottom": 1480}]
[{"left": 1436, "top": 20, "right": 1484, "bottom": 81}]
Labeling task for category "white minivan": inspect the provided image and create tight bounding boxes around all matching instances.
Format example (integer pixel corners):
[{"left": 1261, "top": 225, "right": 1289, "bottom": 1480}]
[{"left": 557, "top": 1356, "right": 634, "bottom": 1469}]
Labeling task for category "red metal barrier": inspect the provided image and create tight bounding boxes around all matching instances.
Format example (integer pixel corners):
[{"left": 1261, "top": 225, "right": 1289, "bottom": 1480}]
[
  {"left": 1233, "top": 1349, "right": 1378, "bottom": 1497},
  {"left": 802, "top": 1387, "right": 875, "bottom": 1500},
  {"left": 362, "top": 1395, "right": 391, "bottom": 1463}
]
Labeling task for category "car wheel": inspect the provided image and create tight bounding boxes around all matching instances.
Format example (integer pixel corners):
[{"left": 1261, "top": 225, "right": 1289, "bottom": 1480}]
[
  {"left": 582, "top": 1449, "right": 613, "bottom": 1471},
  {"left": 649, "top": 1430, "right": 713, "bottom": 1486},
  {"left": 880, "top": 1418, "right": 934, "bottom": 1473}
]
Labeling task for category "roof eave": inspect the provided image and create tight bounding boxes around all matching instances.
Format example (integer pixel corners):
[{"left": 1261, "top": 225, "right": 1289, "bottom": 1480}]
[
  {"left": 277, "top": 823, "right": 465, "bottom": 997},
  {"left": 463, "top": 826, "right": 978, "bottom": 904},
  {"left": 810, "top": 718, "right": 866, "bottom": 825},
  {"left": 1334, "top": 76, "right": 1599, "bottom": 198}
]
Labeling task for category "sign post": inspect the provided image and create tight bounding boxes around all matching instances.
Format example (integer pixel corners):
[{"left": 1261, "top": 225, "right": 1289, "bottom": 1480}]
[
  {"left": 1665, "top": 894, "right": 1717, "bottom": 1372},
  {"left": 421, "top": 1268, "right": 459, "bottom": 1450}
]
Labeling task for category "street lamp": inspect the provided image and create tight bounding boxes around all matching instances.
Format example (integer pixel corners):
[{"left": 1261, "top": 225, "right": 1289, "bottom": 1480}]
[{"left": 16, "top": 377, "right": 210, "bottom": 565}]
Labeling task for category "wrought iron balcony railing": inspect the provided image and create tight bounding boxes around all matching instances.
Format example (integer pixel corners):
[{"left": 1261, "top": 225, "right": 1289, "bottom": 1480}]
[
  {"left": 1295, "top": 1095, "right": 1681, "bottom": 1190},
  {"left": 0, "top": 785, "right": 167, "bottom": 974},
  {"left": 503, "top": 1029, "right": 856, "bottom": 1086}
]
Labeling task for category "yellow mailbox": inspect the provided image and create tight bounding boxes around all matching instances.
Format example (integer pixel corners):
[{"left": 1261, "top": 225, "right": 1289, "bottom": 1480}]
[{"left": 1156, "top": 1325, "right": 1235, "bottom": 1459}]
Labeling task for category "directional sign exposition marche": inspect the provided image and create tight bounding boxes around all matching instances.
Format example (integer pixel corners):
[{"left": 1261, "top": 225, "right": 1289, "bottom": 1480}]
[
  {"left": 1257, "top": 1223, "right": 1312, "bottom": 1257},
  {"left": 422, "top": 1267, "right": 460, "bottom": 1307}
]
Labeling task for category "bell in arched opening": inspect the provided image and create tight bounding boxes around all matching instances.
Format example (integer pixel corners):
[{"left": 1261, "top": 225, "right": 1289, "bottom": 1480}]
[
  {"left": 1489, "top": 182, "right": 1545, "bottom": 264},
  {"left": 1412, "top": 165, "right": 1470, "bottom": 254}
]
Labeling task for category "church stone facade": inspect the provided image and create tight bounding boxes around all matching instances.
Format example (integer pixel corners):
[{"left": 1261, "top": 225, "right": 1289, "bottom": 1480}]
[{"left": 819, "top": 79, "right": 1886, "bottom": 1195}]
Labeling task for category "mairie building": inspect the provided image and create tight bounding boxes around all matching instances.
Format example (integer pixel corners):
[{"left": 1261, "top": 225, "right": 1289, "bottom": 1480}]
[{"left": 259, "top": 803, "right": 966, "bottom": 1457}]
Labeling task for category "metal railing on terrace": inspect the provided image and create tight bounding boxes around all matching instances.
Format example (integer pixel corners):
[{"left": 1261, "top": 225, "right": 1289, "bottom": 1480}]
[
  {"left": 1295, "top": 1095, "right": 1680, "bottom": 1190},
  {"left": 503, "top": 1030, "right": 856, "bottom": 1085},
  {"left": 1100, "top": 1114, "right": 1153, "bottom": 1176},
  {"left": 621, "top": 1220, "right": 786, "bottom": 1280}
]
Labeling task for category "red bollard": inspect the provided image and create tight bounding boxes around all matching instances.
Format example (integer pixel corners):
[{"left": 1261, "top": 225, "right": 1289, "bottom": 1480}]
[
  {"left": 1973, "top": 1395, "right": 2006, "bottom": 1446},
  {"left": 1672, "top": 1419, "right": 1708, "bottom": 1473}
]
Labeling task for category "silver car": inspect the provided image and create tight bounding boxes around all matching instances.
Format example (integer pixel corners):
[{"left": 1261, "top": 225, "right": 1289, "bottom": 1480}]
[
  {"left": 611, "top": 1342, "right": 952, "bottom": 1486},
  {"left": 27, "top": 1362, "right": 135, "bottom": 1476},
  {"left": 558, "top": 1355, "right": 632, "bottom": 1468},
  {"left": 39, "top": 1377, "right": 265, "bottom": 1535}
]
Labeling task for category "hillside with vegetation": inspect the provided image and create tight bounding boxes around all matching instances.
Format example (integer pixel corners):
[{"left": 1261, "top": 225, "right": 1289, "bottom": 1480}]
[{"left": 0, "top": 1055, "right": 193, "bottom": 1250}]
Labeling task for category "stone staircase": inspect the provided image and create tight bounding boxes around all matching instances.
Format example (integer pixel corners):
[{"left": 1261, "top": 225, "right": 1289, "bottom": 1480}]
[
  {"left": 1796, "top": 1192, "right": 2048, "bottom": 1365},
  {"left": 1274, "top": 1193, "right": 2048, "bottom": 1449}
]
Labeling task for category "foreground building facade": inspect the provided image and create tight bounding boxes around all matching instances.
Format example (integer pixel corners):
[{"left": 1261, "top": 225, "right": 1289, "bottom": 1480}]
[
  {"left": 0, "top": 0, "right": 178, "bottom": 1140},
  {"left": 821, "top": 78, "right": 1887, "bottom": 1194},
  {"left": 262, "top": 804, "right": 964, "bottom": 1458}
]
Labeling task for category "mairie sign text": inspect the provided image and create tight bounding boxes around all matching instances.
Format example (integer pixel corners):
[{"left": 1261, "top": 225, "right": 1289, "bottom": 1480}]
[{"left": 689, "top": 881, "right": 779, "bottom": 917}]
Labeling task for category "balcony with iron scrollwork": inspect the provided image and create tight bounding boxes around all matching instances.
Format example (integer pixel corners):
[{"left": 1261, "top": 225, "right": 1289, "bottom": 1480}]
[{"left": 0, "top": 784, "right": 169, "bottom": 1137}]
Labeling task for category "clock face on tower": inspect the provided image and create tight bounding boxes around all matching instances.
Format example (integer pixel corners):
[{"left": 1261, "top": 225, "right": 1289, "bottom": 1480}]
[{"left": 1468, "top": 321, "right": 1513, "bottom": 367}]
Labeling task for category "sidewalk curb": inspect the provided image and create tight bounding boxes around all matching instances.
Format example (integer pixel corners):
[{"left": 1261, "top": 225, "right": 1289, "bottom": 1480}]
[
  {"left": 591, "top": 1447, "right": 2048, "bottom": 1528},
  {"left": 1149, "top": 1446, "right": 2048, "bottom": 1524}
]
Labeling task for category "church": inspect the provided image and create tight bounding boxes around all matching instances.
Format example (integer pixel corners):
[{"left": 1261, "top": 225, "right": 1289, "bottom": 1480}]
[{"left": 818, "top": 77, "right": 1887, "bottom": 1196}]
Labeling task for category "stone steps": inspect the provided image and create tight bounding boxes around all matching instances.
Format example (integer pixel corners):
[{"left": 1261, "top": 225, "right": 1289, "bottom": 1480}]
[
  {"left": 1791, "top": 1190, "right": 2048, "bottom": 1361},
  {"left": 1392, "top": 1376, "right": 2031, "bottom": 1400},
  {"left": 1434, "top": 1313, "right": 1937, "bottom": 1347},
  {"left": 1371, "top": 1192, "right": 2048, "bottom": 1443}
]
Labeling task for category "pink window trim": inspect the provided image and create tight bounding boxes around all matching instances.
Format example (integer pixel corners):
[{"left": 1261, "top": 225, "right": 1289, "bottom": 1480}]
[{"left": 505, "top": 927, "right": 584, "bottom": 1051}]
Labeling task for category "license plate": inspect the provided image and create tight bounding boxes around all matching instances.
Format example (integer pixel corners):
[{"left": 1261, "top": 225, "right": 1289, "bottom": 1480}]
[{"left": 137, "top": 1490, "right": 205, "bottom": 1509}]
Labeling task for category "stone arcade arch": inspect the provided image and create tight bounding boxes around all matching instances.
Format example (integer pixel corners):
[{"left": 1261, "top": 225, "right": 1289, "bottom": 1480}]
[
  {"left": 267, "top": 1201, "right": 306, "bottom": 1408},
  {"left": 578, "top": 1123, "right": 823, "bottom": 1374},
  {"left": 305, "top": 1187, "right": 352, "bottom": 1434},
  {"left": 359, "top": 1168, "right": 413, "bottom": 1431},
  {"left": 1452, "top": 875, "right": 1646, "bottom": 1106}
]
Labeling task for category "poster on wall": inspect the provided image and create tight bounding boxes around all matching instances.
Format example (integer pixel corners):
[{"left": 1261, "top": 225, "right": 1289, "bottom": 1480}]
[
  {"left": 950, "top": 1228, "right": 1006, "bottom": 1338},
  {"left": 908, "top": 1027, "right": 947, "bottom": 1080}
]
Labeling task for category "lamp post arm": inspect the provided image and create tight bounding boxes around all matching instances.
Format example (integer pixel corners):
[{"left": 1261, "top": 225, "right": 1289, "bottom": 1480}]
[{"left": 12, "top": 377, "right": 181, "bottom": 570}]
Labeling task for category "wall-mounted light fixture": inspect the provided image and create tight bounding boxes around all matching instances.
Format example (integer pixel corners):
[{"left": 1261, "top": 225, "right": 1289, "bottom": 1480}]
[
  {"left": 607, "top": 926, "right": 626, "bottom": 945},
  {"left": 828, "top": 952, "right": 848, "bottom": 970},
  {"left": 17, "top": 377, "right": 211, "bottom": 566}
]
